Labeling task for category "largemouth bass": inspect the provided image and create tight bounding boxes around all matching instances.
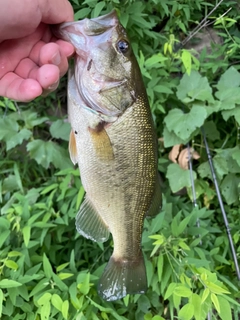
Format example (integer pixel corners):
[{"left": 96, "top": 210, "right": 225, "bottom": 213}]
[{"left": 53, "top": 11, "right": 161, "bottom": 301}]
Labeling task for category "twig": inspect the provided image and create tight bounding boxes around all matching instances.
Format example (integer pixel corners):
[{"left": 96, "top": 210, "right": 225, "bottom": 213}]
[
  {"left": 201, "top": 127, "right": 240, "bottom": 281},
  {"left": 181, "top": 0, "right": 224, "bottom": 47}
]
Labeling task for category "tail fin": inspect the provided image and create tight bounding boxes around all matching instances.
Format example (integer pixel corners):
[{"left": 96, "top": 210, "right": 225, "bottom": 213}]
[{"left": 98, "top": 254, "right": 147, "bottom": 301}]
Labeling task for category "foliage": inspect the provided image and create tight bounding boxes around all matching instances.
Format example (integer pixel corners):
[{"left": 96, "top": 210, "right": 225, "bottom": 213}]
[{"left": 1, "top": 0, "right": 240, "bottom": 319}]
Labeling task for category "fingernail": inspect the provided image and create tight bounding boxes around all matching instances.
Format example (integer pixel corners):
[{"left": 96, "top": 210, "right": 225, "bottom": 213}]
[
  {"left": 52, "top": 52, "right": 61, "bottom": 65},
  {"left": 47, "top": 80, "right": 59, "bottom": 91}
]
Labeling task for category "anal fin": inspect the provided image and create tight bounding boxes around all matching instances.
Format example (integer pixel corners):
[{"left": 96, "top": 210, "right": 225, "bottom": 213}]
[{"left": 76, "top": 196, "right": 110, "bottom": 242}]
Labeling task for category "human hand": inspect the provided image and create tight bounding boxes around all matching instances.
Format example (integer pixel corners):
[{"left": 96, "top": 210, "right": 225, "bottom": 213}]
[{"left": 0, "top": 0, "right": 75, "bottom": 102}]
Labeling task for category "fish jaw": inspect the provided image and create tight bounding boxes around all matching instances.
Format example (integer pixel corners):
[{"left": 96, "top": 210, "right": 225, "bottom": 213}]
[{"left": 51, "top": 11, "right": 119, "bottom": 58}]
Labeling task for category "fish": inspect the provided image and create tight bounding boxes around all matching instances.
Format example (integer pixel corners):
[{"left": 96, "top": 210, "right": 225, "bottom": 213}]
[{"left": 52, "top": 10, "right": 162, "bottom": 301}]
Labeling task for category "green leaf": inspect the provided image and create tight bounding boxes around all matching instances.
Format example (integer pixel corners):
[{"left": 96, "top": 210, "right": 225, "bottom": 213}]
[
  {"left": 0, "top": 97, "right": 16, "bottom": 111},
  {"left": 22, "top": 225, "right": 31, "bottom": 247},
  {"left": 13, "top": 163, "right": 24, "bottom": 193},
  {"left": 216, "top": 66, "right": 240, "bottom": 90},
  {"left": 178, "top": 241, "right": 190, "bottom": 251},
  {"left": 174, "top": 285, "right": 192, "bottom": 297},
  {"left": 177, "top": 70, "right": 214, "bottom": 103},
  {"left": 145, "top": 54, "right": 168, "bottom": 68},
  {"left": 152, "top": 316, "right": 165, "bottom": 320},
  {"left": 191, "top": 293, "right": 202, "bottom": 320},
  {"left": 164, "top": 282, "right": 177, "bottom": 300},
  {"left": 0, "top": 289, "right": 3, "bottom": 317},
  {"left": 173, "top": 292, "right": 181, "bottom": 310},
  {"left": 92, "top": 1, "right": 105, "bottom": 18},
  {"left": 178, "top": 303, "right": 194, "bottom": 320},
  {"left": 221, "top": 173, "right": 240, "bottom": 205},
  {"left": 0, "top": 118, "right": 32, "bottom": 150},
  {"left": 5, "top": 260, "right": 18, "bottom": 270},
  {"left": 207, "top": 282, "right": 230, "bottom": 295},
  {"left": 203, "top": 121, "right": 220, "bottom": 141},
  {"left": 211, "top": 293, "right": 220, "bottom": 313},
  {"left": 29, "top": 279, "right": 49, "bottom": 297},
  {"left": 74, "top": 7, "right": 91, "bottom": 20},
  {"left": 157, "top": 254, "right": 163, "bottom": 282},
  {"left": 176, "top": 214, "right": 192, "bottom": 236},
  {"left": 201, "top": 288, "right": 210, "bottom": 304},
  {"left": 2, "top": 175, "right": 19, "bottom": 193},
  {"left": 181, "top": 50, "right": 192, "bottom": 75},
  {"left": 51, "top": 294, "right": 63, "bottom": 312},
  {"left": 166, "top": 163, "right": 197, "bottom": 193},
  {"left": 62, "top": 300, "right": 69, "bottom": 320},
  {"left": 222, "top": 106, "right": 240, "bottom": 123},
  {"left": 0, "top": 230, "right": 11, "bottom": 248},
  {"left": 56, "top": 263, "right": 69, "bottom": 272},
  {"left": 163, "top": 126, "right": 184, "bottom": 147},
  {"left": 232, "top": 147, "right": 240, "bottom": 166},
  {"left": 8, "top": 251, "right": 22, "bottom": 258},
  {"left": 0, "top": 279, "right": 22, "bottom": 288},
  {"left": 78, "top": 273, "right": 90, "bottom": 295},
  {"left": 216, "top": 88, "right": 240, "bottom": 107},
  {"left": 40, "top": 301, "right": 51, "bottom": 320},
  {"left": 43, "top": 254, "right": 53, "bottom": 279},
  {"left": 50, "top": 120, "right": 71, "bottom": 141},
  {"left": 164, "top": 106, "right": 207, "bottom": 141},
  {"left": 213, "top": 156, "right": 228, "bottom": 179},
  {"left": 40, "top": 183, "right": 58, "bottom": 195},
  {"left": 20, "top": 110, "right": 48, "bottom": 128},
  {"left": 218, "top": 296, "right": 232, "bottom": 320},
  {"left": 153, "top": 85, "right": 173, "bottom": 94},
  {"left": 58, "top": 273, "right": 74, "bottom": 280},
  {"left": 27, "top": 140, "right": 72, "bottom": 169},
  {"left": 197, "top": 161, "right": 211, "bottom": 179},
  {"left": 37, "top": 292, "right": 52, "bottom": 306}
]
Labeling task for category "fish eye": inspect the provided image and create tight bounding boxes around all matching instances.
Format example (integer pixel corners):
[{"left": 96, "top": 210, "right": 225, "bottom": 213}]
[{"left": 117, "top": 40, "right": 129, "bottom": 54}]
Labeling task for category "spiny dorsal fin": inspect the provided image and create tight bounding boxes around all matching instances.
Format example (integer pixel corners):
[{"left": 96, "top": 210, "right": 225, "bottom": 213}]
[{"left": 69, "top": 130, "right": 78, "bottom": 165}]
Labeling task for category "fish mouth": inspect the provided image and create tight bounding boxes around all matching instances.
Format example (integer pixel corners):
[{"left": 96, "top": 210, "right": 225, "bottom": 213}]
[
  {"left": 84, "top": 11, "right": 118, "bottom": 35},
  {"left": 51, "top": 11, "right": 119, "bottom": 45}
]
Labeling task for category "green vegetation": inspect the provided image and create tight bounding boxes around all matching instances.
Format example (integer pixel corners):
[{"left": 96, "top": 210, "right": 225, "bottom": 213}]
[{"left": 1, "top": 0, "right": 240, "bottom": 319}]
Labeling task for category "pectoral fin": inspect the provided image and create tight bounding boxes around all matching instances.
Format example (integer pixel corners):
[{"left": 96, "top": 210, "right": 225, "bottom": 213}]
[
  {"left": 146, "top": 174, "right": 162, "bottom": 217},
  {"left": 76, "top": 196, "right": 110, "bottom": 242},
  {"left": 89, "top": 125, "right": 114, "bottom": 161},
  {"left": 69, "top": 130, "right": 78, "bottom": 165}
]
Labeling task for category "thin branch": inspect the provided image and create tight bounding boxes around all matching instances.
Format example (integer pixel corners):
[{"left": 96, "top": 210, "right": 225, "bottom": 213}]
[{"left": 181, "top": 0, "right": 225, "bottom": 47}]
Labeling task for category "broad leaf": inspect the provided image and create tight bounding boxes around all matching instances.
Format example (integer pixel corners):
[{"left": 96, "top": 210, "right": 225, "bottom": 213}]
[
  {"left": 27, "top": 140, "right": 72, "bottom": 169},
  {"left": 166, "top": 163, "right": 197, "bottom": 193},
  {"left": 177, "top": 70, "right": 214, "bottom": 103},
  {"left": 164, "top": 106, "right": 207, "bottom": 141}
]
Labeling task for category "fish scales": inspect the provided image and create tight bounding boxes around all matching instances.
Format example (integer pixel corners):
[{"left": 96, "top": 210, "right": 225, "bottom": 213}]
[{"left": 52, "top": 10, "right": 162, "bottom": 301}]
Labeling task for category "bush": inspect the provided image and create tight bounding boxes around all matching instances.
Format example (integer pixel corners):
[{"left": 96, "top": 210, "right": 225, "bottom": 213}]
[{"left": 1, "top": 0, "right": 240, "bottom": 319}]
